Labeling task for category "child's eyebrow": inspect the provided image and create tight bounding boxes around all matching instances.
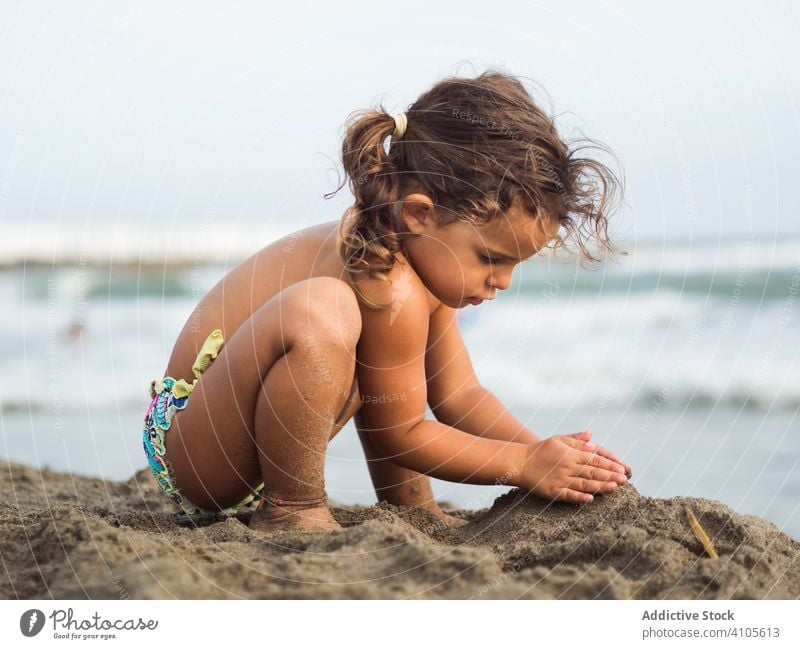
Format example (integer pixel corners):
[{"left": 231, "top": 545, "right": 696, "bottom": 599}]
[{"left": 484, "top": 245, "right": 534, "bottom": 262}]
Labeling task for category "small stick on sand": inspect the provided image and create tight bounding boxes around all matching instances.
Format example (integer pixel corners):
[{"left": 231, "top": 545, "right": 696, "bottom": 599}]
[{"left": 686, "top": 507, "right": 719, "bottom": 560}]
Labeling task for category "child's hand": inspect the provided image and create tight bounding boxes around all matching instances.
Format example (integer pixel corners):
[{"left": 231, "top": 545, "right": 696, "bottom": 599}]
[
  {"left": 520, "top": 435, "right": 629, "bottom": 504},
  {"left": 562, "top": 429, "right": 632, "bottom": 477}
]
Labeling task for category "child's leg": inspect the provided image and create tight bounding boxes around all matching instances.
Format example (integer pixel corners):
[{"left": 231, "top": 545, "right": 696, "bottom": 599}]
[
  {"left": 356, "top": 413, "right": 466, "bottom": 527},
  {"left": 165, "top": 277, "right": 361, "bottom": 531}
]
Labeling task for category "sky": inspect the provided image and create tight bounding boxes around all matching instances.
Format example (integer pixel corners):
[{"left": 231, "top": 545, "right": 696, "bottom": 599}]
[{"left": 0, "top": 0, "right": 798, "bottom": 243}]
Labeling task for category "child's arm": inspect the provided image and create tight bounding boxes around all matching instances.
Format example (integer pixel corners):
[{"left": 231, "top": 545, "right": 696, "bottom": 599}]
[
  {"left": 355, "top": 275, "right": 627, "bottom": 502},
  {"left": 425, "top": 303, "right": 539, "bottom": 444}
]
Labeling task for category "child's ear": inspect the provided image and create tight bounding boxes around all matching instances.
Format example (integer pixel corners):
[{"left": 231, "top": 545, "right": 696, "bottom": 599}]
[{"left": 400, "top": 193, "right": 436, "bottom": 233}]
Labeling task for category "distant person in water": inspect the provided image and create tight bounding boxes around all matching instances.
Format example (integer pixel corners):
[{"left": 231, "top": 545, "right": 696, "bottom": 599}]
[
  {"left": 142, "top": 69, "right": 631, "bottom": 532},
  {"left": 66, "top": 320, "right": 85, "bottom": 344}
]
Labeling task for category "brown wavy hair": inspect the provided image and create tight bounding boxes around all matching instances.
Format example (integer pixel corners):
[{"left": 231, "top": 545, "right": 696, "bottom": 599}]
[{"left": 326, "top": 69, "right": 624, "bottom": 309}]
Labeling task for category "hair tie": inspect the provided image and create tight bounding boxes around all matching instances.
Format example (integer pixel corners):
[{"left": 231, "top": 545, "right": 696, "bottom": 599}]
[{"left": 392, "top": 112, "right": 408, "bottom": 139}]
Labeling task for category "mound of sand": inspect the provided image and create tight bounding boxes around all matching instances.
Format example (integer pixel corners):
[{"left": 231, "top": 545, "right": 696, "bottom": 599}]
[{"left": 1, "top": 461, "right": 797, "bottom": 599}]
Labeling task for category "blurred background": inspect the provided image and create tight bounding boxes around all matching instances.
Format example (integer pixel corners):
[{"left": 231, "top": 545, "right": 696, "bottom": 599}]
[{"left": 1, "top": 0, "right": 798, "bottom": 538}]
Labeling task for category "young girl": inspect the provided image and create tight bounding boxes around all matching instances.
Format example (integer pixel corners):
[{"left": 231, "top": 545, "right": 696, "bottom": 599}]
[{"left": 143, "top": 70, "right": 632, "bottom": 532}]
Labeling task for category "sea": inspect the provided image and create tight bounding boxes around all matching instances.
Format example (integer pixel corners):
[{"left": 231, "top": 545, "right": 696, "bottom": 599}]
[{"left": 2, "top": 222, "right": 798, "bottom": 540}]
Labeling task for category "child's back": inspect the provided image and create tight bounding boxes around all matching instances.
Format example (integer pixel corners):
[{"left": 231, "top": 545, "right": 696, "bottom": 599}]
[{"left": 163, "top": 220, "right": 348, "bottom": 383}]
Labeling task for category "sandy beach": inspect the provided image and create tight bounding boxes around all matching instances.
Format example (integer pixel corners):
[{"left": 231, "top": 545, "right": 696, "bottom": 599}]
[{"left": 0, "top": 460, "right": 797, "bottom": 599}]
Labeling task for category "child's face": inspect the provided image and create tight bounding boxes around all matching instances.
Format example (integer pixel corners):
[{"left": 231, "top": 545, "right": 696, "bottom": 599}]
[{"left": 399, "top": 197, "right": 560, "bottom": 309}]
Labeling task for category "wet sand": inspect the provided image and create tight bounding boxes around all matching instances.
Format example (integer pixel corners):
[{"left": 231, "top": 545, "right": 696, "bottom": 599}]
[{"left": 1, "top": 460, "right": 797, "bottom": 599}]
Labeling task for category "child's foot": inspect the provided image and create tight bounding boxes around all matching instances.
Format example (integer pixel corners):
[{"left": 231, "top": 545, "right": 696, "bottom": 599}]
[
  {"left": 442, "top": 512, "right": 468, "bottom": 527},
  {"left": 249, "top": 504, "right": 342, "bottom": 532},
  {"left": 431, "top": 510, "right": 468, "bottom": 528}
]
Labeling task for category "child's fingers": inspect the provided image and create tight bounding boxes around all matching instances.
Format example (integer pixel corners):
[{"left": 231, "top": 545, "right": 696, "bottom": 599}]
[
  {"left": 567, "top": 477, "right": 620, "bottom": 494},
  {"left": 593, "top": 445, "right": 631, "bottom": 472},
  {"left": 563, "top": 430, "right": 593, "bottom": 442},
  {"left": 555, "top": 488, "right": 594, "bottom": 504},
  {"left": 558, "top": 434, "right": 632, "bottom": 476},
  {"left": 582, "top": 450, "right": 627, "bottom": 476},
  {"left": 558, "top": 435, "right": 597, "bottom": 452},
  {"left": 555, "top": 436, "right": 627, "bottom": 475},
  {"left": 575, "top": 464, "right": 627, "bottom": 485}
]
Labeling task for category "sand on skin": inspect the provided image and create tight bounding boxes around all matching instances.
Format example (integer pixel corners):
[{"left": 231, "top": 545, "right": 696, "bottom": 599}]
[{"left": 0, "top": 461, "right": 798, "bottom": 599}]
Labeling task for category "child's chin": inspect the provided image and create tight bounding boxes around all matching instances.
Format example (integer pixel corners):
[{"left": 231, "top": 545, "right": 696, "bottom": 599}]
[{"left": 438, "top": 293, "right": 478, "bottom": 309}]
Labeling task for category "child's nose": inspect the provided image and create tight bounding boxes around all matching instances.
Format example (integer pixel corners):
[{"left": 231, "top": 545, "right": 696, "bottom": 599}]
[{"left": 488, "top": 267, "right": 512, "bottom": 291}]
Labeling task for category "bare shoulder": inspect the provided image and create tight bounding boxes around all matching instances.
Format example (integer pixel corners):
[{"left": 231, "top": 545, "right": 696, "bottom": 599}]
[{"left": 352, "top": 253, "right": 436, "bottom": 325}]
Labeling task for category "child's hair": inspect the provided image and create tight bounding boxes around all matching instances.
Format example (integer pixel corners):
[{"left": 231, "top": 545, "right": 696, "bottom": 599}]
[{"left": 327, "top": 68, "right": 623, "bottom": 308}]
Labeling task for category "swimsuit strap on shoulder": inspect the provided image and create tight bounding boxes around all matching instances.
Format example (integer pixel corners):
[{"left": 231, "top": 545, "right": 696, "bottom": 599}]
[{"left": 171, "top": 329, "right": 225, "bottom": 398}]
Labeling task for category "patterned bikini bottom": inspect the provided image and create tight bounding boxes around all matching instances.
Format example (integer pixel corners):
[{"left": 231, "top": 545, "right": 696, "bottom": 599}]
[{"left": 142, "top": 329, "right": 264, "bottom": 517}]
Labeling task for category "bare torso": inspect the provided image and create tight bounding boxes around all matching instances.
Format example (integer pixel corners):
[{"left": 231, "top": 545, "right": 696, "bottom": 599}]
[{"left": 163, "top": 218, "right": 439, "bottom": 435}]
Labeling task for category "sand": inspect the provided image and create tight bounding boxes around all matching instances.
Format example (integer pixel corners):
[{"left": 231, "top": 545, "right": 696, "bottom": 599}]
[{"left": 1, "top": 460, "right": 797, "bottom": 599}]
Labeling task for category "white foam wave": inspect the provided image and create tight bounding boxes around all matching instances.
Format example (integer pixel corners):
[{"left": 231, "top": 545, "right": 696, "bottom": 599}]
[{"left": 0, "top": 221, "right": 297, "bottom": 267}]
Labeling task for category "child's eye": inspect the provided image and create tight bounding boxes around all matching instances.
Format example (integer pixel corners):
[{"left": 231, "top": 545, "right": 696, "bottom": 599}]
[{"left": 479, "top": 254, "right": 500, "bottom": 265}]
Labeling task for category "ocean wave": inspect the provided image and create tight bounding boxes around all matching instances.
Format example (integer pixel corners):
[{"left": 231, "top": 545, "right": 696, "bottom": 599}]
[
  {"left": 0, "top": 396, "right": 150, "bottom": 416},
  {"left": 7, "top": 253, "right": 799, "bottom": 304},
  {"left": 0, "top": 221, "right": 295, "bottom": 268},
  {"left": 2, "top": 383, "right": 797, "bottom": 418},
  {"left": 514, "top": 268, "right": 800, "bottom": 300},
  {"left": 627, "top": 387, "right": 800, "bottom": 414}
]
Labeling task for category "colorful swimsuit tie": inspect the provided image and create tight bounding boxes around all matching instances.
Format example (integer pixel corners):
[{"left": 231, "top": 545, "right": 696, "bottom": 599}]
[{"left": 142, "top": 328, "right": 265, "bottom": 517}]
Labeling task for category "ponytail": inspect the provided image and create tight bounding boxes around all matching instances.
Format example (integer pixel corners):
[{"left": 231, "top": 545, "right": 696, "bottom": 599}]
[{"left": 328, "top": 109, "right": 406, "bottom": 309}]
